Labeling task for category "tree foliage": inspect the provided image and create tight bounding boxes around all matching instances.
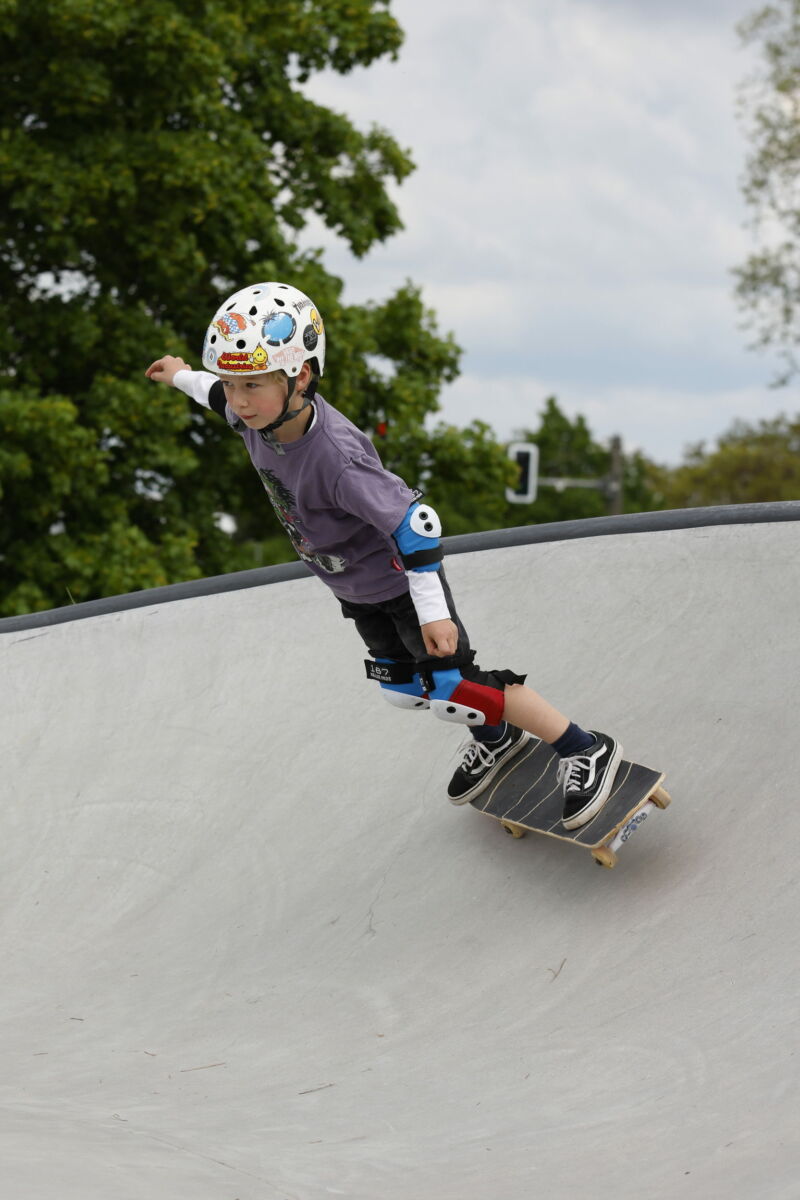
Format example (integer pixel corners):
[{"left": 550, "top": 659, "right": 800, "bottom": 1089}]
[
  {"left": 0, "top": 0, "right": 498, "bottom": 615},
  {"left": 735, "top": 0, "right": 800, "bottom": 383},
  {"left": 659, "top": 413, "right": 800, "bottom": 507}
]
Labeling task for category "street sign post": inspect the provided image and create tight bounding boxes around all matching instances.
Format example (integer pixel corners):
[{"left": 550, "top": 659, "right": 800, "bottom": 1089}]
[{"left": 505, "top": 436, "right": 624, "bottom": 513}]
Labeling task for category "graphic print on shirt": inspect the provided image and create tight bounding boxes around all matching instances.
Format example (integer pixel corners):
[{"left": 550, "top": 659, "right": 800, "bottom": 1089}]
[{"left": 258, "top": 469, "right": 346, "bottom": 574}]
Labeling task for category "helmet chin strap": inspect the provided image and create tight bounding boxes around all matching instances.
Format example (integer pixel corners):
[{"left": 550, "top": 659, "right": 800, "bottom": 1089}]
[{"left": 258, "top": 375, "right": 318, "bottom": 450}]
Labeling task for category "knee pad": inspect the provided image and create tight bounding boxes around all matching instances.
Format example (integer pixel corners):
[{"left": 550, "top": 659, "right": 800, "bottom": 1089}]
[
  {"left": 364, "top": 658, "right": 430, "bottom": 711},
  {"left": 425, "top": 668, "right": 506, "bottom": 727}
]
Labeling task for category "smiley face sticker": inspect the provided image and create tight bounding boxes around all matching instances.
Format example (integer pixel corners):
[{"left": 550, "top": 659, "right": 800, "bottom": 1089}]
[{"left": 216, "top": 344, "right": 270, "bottom": 372}]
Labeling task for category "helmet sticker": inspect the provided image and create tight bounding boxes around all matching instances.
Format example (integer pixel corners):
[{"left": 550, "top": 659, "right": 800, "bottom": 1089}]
[
  {"left": 262, "top": 311, "right": 297, "bottom": 346},
  {"left": 217, "top": 344, "right": 270, "bottom": 372},
  {"left": 310, "top": 308, "right": 324, "bottom": 335},
  {"left": 302, "top": 324, "right": 318, "bottom": 351},
  {"left": 270, "top": 346, "right": 306, "bottom": 369},
  {"left": 213, "top": 312, "right": 250, "bottom": 340}
]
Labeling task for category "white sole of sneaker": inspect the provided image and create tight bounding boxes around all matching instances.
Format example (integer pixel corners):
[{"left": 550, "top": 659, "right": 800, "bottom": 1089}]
[
  {"left": 561, "top": 741, "right": 624, "bottom": 830},
  {"left": 448, "top": 731, "right": 531, "bottom": 806}
]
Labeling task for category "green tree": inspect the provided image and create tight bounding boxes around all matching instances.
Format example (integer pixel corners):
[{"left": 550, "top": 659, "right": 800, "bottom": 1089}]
[
  {"left": 660, "top": 414, "right": 800, "bottom": 507},
  {"left": 735, "top": 0, "right": 800, "bottom": 384},
  {"left": 0, "top": 0, "right": 508, "bottom": 615},
  {"left": 499, "top": 397, "right": 665, "bottom": 528}
]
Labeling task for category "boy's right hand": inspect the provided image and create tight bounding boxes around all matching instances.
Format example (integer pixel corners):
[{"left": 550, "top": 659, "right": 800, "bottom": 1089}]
[{"left": 145, "top": 355, "right": 191, "bottom": 386}]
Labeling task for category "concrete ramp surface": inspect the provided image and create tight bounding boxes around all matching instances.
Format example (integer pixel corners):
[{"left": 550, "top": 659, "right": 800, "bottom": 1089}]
[{"left": 1, "top": 512, "right": 799, "bottom": 1199}]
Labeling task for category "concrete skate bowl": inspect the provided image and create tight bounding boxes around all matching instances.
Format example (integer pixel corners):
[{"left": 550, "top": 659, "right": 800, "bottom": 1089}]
[{"left": 2, "top": 503, "right": 799, "bottom": 1200}]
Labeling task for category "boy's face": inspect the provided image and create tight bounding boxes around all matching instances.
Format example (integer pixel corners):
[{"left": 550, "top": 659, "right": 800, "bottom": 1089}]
[{"left": 219, "top": 372, "right": 292, "bottom": 430}]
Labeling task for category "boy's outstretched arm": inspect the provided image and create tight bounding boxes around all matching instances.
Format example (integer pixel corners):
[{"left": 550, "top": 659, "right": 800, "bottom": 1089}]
[
  {"left": 146, "top": 356, "right": 224, "bottom": 417},
  {"left": 145, "top": 355, "right": 192, "bottom": 385}
]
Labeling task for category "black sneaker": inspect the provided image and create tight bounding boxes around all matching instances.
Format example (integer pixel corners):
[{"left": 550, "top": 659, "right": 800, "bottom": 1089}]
[
  {"left": 447, "top": 724, "right": 530, "bottom": 805},
  {"left": 558, "top": 731, "right": 622, "bottom": 830}
]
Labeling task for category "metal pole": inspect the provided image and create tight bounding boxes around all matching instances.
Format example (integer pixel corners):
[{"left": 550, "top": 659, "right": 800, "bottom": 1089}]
[{"left": 607, "top": 435, "right": 623, "bottom": 516}]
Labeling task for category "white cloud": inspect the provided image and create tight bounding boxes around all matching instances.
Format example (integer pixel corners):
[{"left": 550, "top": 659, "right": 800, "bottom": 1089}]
[{"left": 300, "top": 0, "right": 793, "bottom": 467}]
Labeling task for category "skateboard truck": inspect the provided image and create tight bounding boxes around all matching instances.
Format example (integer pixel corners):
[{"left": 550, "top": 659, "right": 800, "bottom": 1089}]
[{"left": 588, "top": 788, "right": 671, "bottom": 869}]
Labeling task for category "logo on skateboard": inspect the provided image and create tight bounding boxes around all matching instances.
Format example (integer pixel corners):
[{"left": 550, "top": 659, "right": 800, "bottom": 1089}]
[{"left": 619, "top": 810, "right": 648, "bottom": 844}]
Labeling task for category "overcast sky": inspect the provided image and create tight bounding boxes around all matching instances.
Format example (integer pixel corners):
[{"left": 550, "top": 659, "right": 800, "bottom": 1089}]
[{"left": 303, "top": 0, "right": 783, "bottom": 465}]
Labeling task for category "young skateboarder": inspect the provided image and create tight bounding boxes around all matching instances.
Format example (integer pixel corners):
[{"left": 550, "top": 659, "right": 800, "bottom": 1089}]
[{"left": 146, "top": 282, "right": 622, "bottom": 828}]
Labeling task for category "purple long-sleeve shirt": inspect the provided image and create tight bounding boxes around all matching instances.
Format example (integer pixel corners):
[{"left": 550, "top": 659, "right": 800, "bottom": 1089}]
[{"left": 175, "top": 370, "right": 418, "bottom": 604}]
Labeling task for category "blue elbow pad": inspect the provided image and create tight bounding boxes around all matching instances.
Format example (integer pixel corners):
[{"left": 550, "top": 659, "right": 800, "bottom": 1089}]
[{"left": 391, "top": 503, "right": 444, "bottom": 572}]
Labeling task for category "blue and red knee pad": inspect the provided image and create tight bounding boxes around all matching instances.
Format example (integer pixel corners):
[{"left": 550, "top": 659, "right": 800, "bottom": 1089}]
[{"left": 364, "top": 655, "right": 525, "bottom": 726}]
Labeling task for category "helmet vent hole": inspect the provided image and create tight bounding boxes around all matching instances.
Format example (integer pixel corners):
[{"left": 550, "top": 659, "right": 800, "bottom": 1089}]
[
  {"left": 209, "top": 334, "right": 217, "bottom": 344},
  {"left": 249, "top": 306, "right": 258, "bottom": 316},
  {"left": 236, "top": 339, "right": 246, "bottom": 349},
  {"left": 226, "top": 303, "right": 236, "bottom": 312},
  {"left": 274, "top": 298, "right": 285, "bottom": 307}
]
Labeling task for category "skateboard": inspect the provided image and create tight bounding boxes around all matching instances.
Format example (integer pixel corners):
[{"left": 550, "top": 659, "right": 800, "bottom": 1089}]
[{"left": 470, "top": 737, "right": 671, "bottom": 869}]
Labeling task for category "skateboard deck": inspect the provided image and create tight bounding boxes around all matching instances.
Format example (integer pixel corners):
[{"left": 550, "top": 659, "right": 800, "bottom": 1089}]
[{"left": 470, "top": 737, "right": 670, "bottom": 868}]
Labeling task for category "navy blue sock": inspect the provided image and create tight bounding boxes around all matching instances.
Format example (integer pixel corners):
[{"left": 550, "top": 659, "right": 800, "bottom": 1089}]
[
  {"left": 472, "top": 721, "right": 507, "bottom": 745},
  {"left": 551, "top": 722, "right": 595, "bottom": 758}
]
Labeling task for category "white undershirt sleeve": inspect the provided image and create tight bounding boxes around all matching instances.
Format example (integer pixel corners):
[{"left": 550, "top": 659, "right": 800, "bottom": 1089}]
[
  {"left": 407, "top": 570, "right": 450, "bottom": 626},
  {"left": 173, "top": 369, "right": 218, "bottom": 410}
]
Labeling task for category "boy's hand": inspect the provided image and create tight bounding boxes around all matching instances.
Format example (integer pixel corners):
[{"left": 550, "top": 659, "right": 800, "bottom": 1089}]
[
  {"left": 145, "top": 355, "right": 191, "bottom": 386},
  {"left": 421, "top": 618, "right": 459, "bottom": 658}
]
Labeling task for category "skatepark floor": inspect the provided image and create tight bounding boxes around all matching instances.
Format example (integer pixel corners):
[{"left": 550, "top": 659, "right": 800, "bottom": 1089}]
[{"left": 2, "top": 515, "right": 798, "bottom": 1199}]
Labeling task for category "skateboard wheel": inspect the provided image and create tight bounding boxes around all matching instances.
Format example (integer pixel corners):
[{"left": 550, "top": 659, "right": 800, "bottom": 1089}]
[
  {"left": 501, "top": 820, "right": 527, "bottom": 839},
  {"left": 592, "top": 846, "right": 617, "bottom": 869},
  {"left": 652, "top": 786, "right": 672, "bottom": 810}
]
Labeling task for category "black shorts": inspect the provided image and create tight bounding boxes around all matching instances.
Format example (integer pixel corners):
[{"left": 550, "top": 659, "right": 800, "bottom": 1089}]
[{"left": 338, "top": 569, "right": 472, "bottom": 665}]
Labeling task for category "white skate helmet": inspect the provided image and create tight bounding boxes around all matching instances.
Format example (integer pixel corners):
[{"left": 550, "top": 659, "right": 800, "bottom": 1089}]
[{"left": 202, "top": 282, "right": 325, "bottom": 380}]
